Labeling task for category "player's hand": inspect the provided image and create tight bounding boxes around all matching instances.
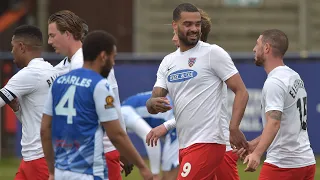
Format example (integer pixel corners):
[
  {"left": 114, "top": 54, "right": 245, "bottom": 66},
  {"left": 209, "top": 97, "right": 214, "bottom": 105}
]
[
  {"left": 153, "top": 174, "right": 161, "bottom": 180},
  {"left": 48, "top": 173, "right": 54, "bottom": 180},
  {"left": 8, "top": 98, "right": 20, "bottom": 112},
  {"left": 229, "top": 127, "right": 248, "bottom": 151},
  {"left": 120, "top": 156, "right": 134, "bottom": 177},
  {"left": 148, "top": 97, "right": 172, "bottom": 113},
  {"left": 232, "top": 147, "right": 247, "bottom": 161},
  {"left": 243, "top": 152, "right": 261, "bottom": 172},
  {"left": 233, "top": 140, "right": 255, "bottom": 161},
  {"left": 139, "top": 167, "right": 153, "bottom": 180},
  {"left": 146, "top": 124, "right": 168, "bottom": 147}
]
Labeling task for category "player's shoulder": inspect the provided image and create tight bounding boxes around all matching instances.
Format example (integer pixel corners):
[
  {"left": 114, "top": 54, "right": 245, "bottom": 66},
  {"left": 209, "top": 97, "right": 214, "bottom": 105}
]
[
  {"left": 267, "top": 66, "right": 299, "bottom": 86},
  {"left": 207, "top": 43, "right": 229, "bottom": 56},
  {"left": 54, "top": 68, "right": 104, "bottom": 89},
  {"left": 162, "top": 50, "right": 178, "bottom": 62}
]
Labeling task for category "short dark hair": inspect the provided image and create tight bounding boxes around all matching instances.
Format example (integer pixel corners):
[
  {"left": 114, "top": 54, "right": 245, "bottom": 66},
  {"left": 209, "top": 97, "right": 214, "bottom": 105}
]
[
  {"left": 83, "top": 30, "right": 116, "bottom": 61},
  {"left": 173, "top": 3, "right": 199, "bottom": 21},
  {"left": 261, "top": 29, "right": 289, "bottom": 57},
  {"left": 48, "top": 10, "right": 83, "bottom": 41},
  {"left": 13, "top": 25, "right": 43, "bottom": 47}
]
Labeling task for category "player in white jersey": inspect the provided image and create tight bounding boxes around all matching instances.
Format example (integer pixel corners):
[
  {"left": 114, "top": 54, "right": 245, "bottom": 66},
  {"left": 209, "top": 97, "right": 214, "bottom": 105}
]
[
  {"left": 0, "top": 25, "right": 58, "bottom": 180},
  {"left": 146, "top": 3, "right": 249, "bottom": 179},
  {"left": 48, "top": 11, "right": 129, "bottom": 179},
  {"left": 48, "top": 10, "right": 84, "bottom": 76},
  {"left": 41, "top": 30, "right": 153, "bottom": 180},
  {"left": 237, "top": 29, "right": 316, "bottom": 180},
  {"left": 148, "top": 8, "right": 240, "bottom": 180}
]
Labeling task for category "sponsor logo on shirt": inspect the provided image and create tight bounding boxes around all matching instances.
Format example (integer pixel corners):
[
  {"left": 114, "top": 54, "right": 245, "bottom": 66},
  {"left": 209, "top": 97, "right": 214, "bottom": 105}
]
[
  {"left": 105, "top": 95, "right": 114, "bottom": 109},
  {"left": 168, "top": 69, "right": 197, "bottom": 83}
]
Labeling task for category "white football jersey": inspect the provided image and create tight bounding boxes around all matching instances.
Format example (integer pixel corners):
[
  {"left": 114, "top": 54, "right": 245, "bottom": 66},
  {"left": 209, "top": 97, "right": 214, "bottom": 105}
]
[
  {"left": 3, "top": 58, "right": 58, "bottom": 161},
  {"left": 221, "top": 83, "right": 233, "bottom": 151},
  {"left": 261, "top": 66, "right": 315, "bottom": 168},
  {"left": 154, "top": 41, "right": 238, "bottom": 149},
  {"left": 54, "top": 48, "right": 83, "bottom": 76},
  {"left": 103, "top": 69, "right": 127, "bottom": 153}
]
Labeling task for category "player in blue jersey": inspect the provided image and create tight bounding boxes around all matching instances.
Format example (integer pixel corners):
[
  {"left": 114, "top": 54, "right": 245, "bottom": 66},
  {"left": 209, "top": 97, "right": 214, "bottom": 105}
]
[
  {"left": 41, "top": 30, "right": 153, "bottom": 180},
  {"left": 121, "top": 91, "right": 179, "bottom": 180}
]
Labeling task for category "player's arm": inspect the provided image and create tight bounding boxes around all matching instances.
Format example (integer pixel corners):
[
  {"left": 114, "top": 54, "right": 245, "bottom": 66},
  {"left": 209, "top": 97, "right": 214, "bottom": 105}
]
[
  {"left": 225, "top": 74, "right": 249, "bottom": 130},
  {"left": 209, "top": 45, "right": 249, "bottom": 149},
  {"left": 94, "top": 81, "right": 152, "bottom": 179},
  {"left": 0, "top": 88, "right": 17, "bottom": 108},
  {"left": 146, "top": 59, "right": 171, "bottom": 114},
  {"left": 146, "top": 118, "right": 176, "bottom": 147},
  {"left": 244, "top": 80, "right": 285, "bottom": 172},
  {"left": 40, "top": 89, "right": 55, "bottom": 176},
  {"left": 252, "top": 80, "right": 285, "bottom": 156},
  {"left": 121, "top": 106, "right": 161, "bottom": 176},
  {"left": 233, "top": 135, "right": 261, "bottom": 160},
  {"left": 1, "top": 70, "right": 37, "bottom": 109},
  {"left": 253, "top": 111, "right": 281, "bottom": 156}
]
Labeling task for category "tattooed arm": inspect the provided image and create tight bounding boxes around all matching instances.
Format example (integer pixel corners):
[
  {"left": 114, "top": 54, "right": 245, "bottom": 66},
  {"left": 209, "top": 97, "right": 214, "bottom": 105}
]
[
  {"left": 146, "top": 87, "right": 171, "bottom": 114},
  {"left": 252, "top": 110, "right": 282, "bottom": 157},
  {"left": 243, "top": 110, "right": 282, "bottom": 172}
]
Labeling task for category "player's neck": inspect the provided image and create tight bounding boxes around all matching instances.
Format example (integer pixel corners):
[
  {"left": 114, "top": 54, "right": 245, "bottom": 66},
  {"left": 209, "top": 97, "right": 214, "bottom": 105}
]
[
  {"left": 83, "top": 61, "right": 101, "bottom": 74},
  {"left": 23, "top": 52, "right": 42, "bottom": 67},
  {"left": 264, "top": 57, "right": 285, "bottom": 74},
  {"left": 179, "top": 43, "right": 197, "bottom": 52},
  {"left": 67, "top": 41, "right": 82, "bottom": 60}
]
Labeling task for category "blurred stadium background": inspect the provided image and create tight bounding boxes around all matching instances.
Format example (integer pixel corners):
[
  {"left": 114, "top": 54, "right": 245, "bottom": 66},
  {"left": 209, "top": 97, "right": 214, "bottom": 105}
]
[{"left": 0, "top": 0, "right": 319, "bottom": 179}]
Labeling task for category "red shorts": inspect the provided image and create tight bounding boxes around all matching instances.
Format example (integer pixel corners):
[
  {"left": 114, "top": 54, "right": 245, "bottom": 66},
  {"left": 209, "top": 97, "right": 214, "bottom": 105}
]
[
  {"left": 259, "top": 162, "right": 316, "bottom": 180},
  {"left": 215, "top": 150, "right": 239, "bottom": 180},
  {"left": 14, "top": 157, "right": 48, "bottom": 180},
  {"left": 178, "top": 143, "right": 226, "bottom": 180},
  {"left": 105, "top": 150, "right": 121, "bottom": 180}
]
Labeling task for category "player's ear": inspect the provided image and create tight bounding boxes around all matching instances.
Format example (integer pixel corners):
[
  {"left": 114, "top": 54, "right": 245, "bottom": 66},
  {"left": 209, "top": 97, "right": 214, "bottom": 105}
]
[
  {"left": 99, "top": 51, "right": 107, "bottom": 64},
  {"left": 19, "top": 42, "right": 26, "bottom": 53},
  {"left": 172, "top": 20, "right": 178, "bottom": 33},
  {"left": 264, "top": 43, "right": 271, "bottom": 54},
  {"left": 65, "top": 31, "right": 71, "bottom": 39}
]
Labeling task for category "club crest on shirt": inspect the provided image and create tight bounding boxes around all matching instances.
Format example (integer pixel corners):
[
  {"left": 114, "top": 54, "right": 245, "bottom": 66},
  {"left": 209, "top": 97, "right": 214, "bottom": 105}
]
[
  {"left": 104, "top": 96, "right": 114, "bottom": 109},
  {"left": 188, "top": 57, "right": 196, "bottom": 67}
]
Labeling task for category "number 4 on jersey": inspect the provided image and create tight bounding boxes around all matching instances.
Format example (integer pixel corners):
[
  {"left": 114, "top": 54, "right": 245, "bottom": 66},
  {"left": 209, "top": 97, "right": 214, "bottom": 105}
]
[{"left": 55, "top": 85, "right": 77, "bottom": 124}]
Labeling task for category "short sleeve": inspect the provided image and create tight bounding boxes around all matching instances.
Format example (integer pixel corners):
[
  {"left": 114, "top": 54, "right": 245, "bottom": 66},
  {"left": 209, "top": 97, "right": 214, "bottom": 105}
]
[
  {"left": 93, "top": 79, "right": 119, "bottom": 122},
  {"left": 263, "top": 78, "right": 287, "bottom": 113},
  {"left": 209, "top": 45, "right": 238, "bottom": 81},
  {"left": 4, "top": 69, "right": 37, "bottom": 98},
  {"left": 154, "top": 57, "right": 169, "bottom": 90},
  {"left": 43, "top": 87, "right": 53, "bottom": 116}
]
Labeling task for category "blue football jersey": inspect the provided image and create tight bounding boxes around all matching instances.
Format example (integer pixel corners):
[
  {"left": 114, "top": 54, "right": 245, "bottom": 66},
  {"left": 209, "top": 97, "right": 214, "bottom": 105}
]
[
  {"left": 122, "top": 91, "right": 174, "bottom": 128},
  {"left": 45, "top": 68, "right": 118, "bottom": 179},
  {"left": 121, "top": 91, "right": 177, "bottom": 143}
]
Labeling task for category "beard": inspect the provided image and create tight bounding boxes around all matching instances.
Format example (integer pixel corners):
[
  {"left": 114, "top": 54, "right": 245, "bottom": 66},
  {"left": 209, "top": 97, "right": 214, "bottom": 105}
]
[
  {"left": 100, "top": 58, "right": 113, "bottom": 78},
  {"left": 177, "top": 27, "right": 200, "bottom": 46},
  {"left": 254, "top": 53, "right": 266, "bottom": 67}
]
